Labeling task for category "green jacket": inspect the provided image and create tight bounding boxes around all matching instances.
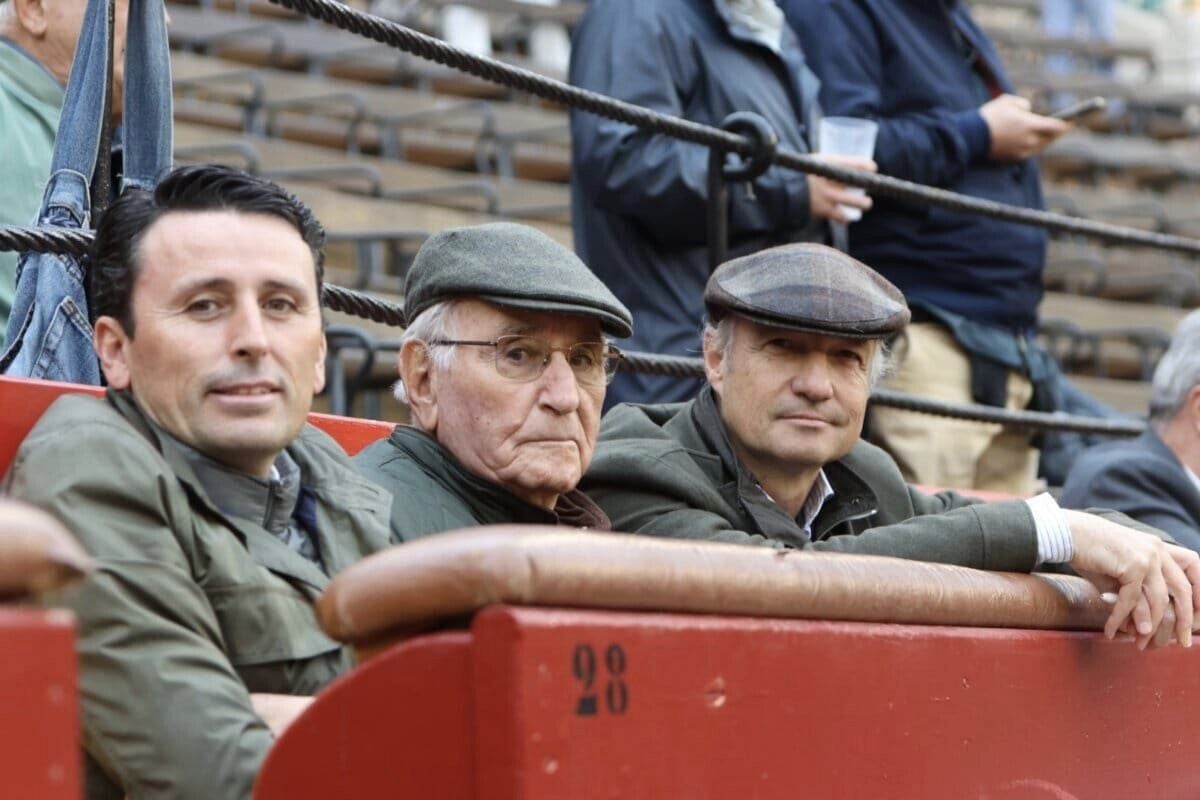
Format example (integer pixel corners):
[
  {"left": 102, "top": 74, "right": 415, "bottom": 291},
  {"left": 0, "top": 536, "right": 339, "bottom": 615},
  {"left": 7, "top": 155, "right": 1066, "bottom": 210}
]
[
  {"left": 6, "top": 391, "right": 393, "bottom": 800},
  {"left": 355, "top": 425, "right": 610, "bottom": 542},
  {"left": 583, "top": 387, "right": 1043, "bottom": 571},
  {"left": 0, "top": 40, "right": 64, "bottom": 341}
]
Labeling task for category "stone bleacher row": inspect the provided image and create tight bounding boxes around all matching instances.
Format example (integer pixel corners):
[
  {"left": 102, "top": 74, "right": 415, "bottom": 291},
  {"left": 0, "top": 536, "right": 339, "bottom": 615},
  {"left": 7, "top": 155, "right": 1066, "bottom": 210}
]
[{"left": 164, "top": 0, "right": 1198, "bottom": 419}]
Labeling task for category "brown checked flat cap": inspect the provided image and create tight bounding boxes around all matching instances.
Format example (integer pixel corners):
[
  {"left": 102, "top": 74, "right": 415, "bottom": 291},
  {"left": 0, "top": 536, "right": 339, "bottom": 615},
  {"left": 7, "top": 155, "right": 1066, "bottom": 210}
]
[{"left": 704, "top": 243, "right": 910, "bottom": 338}]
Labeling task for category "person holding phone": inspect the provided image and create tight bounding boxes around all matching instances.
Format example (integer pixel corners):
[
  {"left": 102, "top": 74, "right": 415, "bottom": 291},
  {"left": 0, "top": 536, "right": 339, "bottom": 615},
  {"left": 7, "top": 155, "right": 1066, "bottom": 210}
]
[{"left": 781, "top": 0, "right": 1079, "bottom": 494}]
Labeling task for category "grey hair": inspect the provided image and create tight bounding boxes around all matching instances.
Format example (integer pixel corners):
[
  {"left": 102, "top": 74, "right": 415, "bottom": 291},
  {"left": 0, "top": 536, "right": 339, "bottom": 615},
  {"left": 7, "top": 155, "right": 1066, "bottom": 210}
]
[
  {"left": 702, "top": 317, "right": 895, "bottom": 390},
  {"left": 392, "top": 299, "right": 460, "bottom": 406},
  {"left": 1149, "top": 309, "right": 1200, "bottom": 424}
]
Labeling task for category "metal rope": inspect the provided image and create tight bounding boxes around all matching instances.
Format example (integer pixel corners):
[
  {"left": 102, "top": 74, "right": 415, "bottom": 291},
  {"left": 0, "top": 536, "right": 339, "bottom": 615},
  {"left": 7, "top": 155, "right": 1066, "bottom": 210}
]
[
  {"left": 322, "top": 284, "right": 406, "bottom": 326},
  {"left": 263, "top": 0, "right": 1200, "bottom": 256},
  {"left": 621, "top": 350, "right": 1143, "bottom": 436},
  {"left": 0, "top": 227, "right": 1145, "bottom": 437}
]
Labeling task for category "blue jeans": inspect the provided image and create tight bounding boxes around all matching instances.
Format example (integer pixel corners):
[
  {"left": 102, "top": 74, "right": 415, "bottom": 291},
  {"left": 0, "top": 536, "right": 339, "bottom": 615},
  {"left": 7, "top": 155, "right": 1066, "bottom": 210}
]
[
  {"left": 1, "top": 0, "right": 172, "bottom": 383},
  {"left": 1038, "top": 364, "right": 1135, "bottom": 486},
  {"left": 1042, "top": 0, "right": 1117, "bottom": 77}
]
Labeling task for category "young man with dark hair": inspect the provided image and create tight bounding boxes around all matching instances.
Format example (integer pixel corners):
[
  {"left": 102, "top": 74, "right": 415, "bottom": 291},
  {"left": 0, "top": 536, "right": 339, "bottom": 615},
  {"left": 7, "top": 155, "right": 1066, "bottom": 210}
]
[{"left": 6, "top": 164, "right": 393, "bottom": 800}]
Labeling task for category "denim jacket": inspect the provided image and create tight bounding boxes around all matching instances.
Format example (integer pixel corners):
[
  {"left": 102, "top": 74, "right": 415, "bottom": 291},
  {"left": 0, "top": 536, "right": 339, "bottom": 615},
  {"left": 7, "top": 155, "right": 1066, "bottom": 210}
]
[{"left": 1, "top": 0, "right": 172, "bottom": 383}]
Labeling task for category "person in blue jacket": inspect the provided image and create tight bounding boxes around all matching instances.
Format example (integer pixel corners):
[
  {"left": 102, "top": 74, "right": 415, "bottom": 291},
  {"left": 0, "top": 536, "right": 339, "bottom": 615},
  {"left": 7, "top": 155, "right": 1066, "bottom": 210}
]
[
  {"left": 569, "top": 0, "right": 874, "bottom": 406},
  {"left": 781, "top": 0, "right": 1072, "bottom": 494}
]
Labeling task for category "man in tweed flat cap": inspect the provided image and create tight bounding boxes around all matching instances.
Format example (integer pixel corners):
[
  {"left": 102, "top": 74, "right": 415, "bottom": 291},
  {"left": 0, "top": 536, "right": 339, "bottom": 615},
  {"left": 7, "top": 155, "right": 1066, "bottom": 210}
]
[
  {"left": 584, "top": 243, "right": 1200, "bottom": 650},
  {"left": 356, "top": 222, "right": 632, "bottom": 541}
]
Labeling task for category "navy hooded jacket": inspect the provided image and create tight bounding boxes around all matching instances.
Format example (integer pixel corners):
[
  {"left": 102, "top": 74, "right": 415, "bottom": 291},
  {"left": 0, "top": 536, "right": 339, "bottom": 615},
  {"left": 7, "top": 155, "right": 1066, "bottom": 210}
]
[
  {"left": 782, "top": 0, "right": 1046, "bottom": 332},
  {"left": 569, "top": 0, "right": 827, "bottom": 404}
]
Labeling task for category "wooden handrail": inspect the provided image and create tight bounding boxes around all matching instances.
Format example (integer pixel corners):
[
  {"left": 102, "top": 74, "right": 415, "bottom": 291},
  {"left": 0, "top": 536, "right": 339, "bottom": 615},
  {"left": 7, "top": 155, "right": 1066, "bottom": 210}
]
[{"left": 316, "top": 526, "right": 1110, "bottom": 649}]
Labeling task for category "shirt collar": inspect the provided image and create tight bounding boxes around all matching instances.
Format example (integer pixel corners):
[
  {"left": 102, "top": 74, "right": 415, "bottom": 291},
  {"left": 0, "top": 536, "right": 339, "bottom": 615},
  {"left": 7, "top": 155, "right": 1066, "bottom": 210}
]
[
  {"left": 160, "top": 432, "right": 303, "bottom": 537},
  {"left": 1185, "top": 464, "right": 1200, "bottom": 500},
  {"left": 712, "top": 0, "right": 785, "bottom": 55},
  {"left": 797, "top": 469, "right": 835, "bottom": 535},
  {"left": 0, "top": 37, "right": 66, "bottom": 103},
  {"left": 756, "top": 468, "right": 835, "bottom": 536}
]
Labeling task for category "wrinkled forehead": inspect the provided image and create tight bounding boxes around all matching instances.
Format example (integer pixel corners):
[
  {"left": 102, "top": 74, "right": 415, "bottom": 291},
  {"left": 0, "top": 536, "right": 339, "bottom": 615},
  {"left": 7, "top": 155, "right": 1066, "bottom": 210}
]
[{"left": 454, "top": 298, "right": 606, "bottom": 342}]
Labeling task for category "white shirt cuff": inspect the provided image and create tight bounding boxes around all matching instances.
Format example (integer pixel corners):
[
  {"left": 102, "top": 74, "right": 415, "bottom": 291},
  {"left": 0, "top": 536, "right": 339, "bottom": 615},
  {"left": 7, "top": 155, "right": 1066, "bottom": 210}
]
[{"left": 1026, "top": 492, "right": 1074, "bottom": 565}]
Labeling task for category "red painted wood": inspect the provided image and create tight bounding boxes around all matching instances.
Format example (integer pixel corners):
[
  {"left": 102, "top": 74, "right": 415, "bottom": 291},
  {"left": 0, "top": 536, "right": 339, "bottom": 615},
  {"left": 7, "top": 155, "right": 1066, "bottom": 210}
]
[
  {"left": 0, "top": 376, "right": 391, "bottom": 467},
  {"left": 0, "top": 376, "right": 102, "bottom": 471},
  {"left": 0, "top": 608, "right": 81, "bottom": 800},
  {"left": 306, "top": 411, "right": 392, "bottom": 456},
  {"left": 253, "top": 631, "right": 475, "bottom": 800},
  {"left": 470, "top": 606, "right": 1200, "bottom": 800}
]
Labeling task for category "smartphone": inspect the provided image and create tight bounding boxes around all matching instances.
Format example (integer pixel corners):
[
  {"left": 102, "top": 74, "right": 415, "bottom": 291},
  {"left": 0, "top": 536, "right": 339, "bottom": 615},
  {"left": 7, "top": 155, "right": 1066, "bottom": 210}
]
[{"left": 1048, "top": 96, "right": 1108, "bottom": 121}]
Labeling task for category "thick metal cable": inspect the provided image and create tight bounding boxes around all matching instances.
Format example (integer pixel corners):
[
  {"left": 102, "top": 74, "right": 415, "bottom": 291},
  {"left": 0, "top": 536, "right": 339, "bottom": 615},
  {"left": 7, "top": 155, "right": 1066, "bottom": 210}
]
[
  {"left": 262, "top": 0, "right": 1200, "bottom": 255},
  {"left": 0, "top": 222, "right": 1144, "bottom": 436},
  {"left": 620, "top": 350, "right": 1143, "bottom": 437}
]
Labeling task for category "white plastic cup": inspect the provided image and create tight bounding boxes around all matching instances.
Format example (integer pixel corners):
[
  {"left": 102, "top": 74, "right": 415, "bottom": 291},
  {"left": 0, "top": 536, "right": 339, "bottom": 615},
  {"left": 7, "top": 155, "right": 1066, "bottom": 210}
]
[{"left": 817, "top": 117, "right": 878, "bottom": 222}]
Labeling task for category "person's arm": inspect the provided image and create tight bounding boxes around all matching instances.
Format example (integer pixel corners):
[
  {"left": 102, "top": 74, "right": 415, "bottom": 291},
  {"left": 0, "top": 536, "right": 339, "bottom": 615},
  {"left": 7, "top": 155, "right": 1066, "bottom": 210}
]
[
  {"left": 589, "top": 445, "right": 1199, "bottom": 648},
  {"left": 9, "top": 424, "right": 274, "bottom": 800},
  {"left": 587, "top": 447, "right": 1039, "bottom": 570},
  {"left": 790, "top": 2, "right": 1065, "bottom": 186},
  {"left": 569, "top": 0, "right": 812, "bottom": 247},
  {"left": 250, "top": 694, "right": 313, "bottom": 737}
]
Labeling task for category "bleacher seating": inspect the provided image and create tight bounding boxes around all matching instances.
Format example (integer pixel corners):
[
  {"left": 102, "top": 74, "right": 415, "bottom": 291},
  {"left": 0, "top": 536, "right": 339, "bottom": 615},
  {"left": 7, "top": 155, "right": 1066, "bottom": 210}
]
[{"left": 158, "top": 0, "right": 1196, "bottom": 431}]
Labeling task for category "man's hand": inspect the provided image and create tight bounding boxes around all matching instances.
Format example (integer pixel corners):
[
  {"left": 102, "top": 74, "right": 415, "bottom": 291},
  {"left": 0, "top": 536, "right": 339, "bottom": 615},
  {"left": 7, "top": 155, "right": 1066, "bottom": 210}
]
[
  {"left": 251, "top": 693, "right": 314, "bottom": 737},
  {"left": 808, "top": 155, "right": 877, "bottom": 223},
  {"left": 1065, "top": 510, "right": 1200, "bottom": 650},
  {"left": 979, "top": 94, "right": 1071, "bottom": 161}
]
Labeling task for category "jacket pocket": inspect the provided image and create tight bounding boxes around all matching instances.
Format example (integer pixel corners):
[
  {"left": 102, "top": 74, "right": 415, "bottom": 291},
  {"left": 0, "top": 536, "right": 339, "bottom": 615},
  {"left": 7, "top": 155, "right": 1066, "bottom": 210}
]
[
  {"left": 30, "top": 295, "right": 97, "bottom": 381},
  {"left": 207, "top": 583, "right": 341, "bottom": 667}
]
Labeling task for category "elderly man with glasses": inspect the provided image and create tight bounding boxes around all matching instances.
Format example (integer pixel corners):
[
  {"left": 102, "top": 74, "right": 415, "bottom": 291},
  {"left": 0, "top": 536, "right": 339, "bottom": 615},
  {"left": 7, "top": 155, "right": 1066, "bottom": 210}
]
[{"left": 355, "top": 222, "right": 631, "bottom": 541}]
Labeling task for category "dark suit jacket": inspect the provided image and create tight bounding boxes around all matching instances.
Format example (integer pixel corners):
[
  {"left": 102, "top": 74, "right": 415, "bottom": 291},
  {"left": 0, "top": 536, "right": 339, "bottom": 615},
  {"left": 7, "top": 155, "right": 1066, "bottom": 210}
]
[{"left": 1061, "top": 429, "right": 1200, "bottom": 552}]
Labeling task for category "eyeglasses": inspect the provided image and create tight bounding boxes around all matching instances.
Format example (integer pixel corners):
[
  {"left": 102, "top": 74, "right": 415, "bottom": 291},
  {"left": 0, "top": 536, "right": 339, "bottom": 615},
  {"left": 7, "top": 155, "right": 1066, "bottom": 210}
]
[{"left": 427, "top": 335, "right": 623, "bottom": 387}]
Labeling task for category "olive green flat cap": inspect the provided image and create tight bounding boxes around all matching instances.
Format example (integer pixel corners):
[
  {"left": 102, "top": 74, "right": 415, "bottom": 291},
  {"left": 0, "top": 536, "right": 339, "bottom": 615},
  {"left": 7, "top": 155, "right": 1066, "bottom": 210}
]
[
  {"left": 705, "top": 242, "right": 910, "bottom": 339},
  {"left": 404, "top": 222, "right": 633, "bottom": 338}
]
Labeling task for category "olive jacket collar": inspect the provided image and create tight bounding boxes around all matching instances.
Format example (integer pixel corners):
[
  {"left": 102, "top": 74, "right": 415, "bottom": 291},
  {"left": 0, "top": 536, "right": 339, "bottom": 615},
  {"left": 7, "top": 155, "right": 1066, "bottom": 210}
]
[
  {"left": 672, "top": 386, "right": 882, "bottom": 545},
  {"left": 108, "top": 389, "right": 389, "bottom": 592},
  {"left": 355, "top": 424, "right": 611, "bottom": 543}
]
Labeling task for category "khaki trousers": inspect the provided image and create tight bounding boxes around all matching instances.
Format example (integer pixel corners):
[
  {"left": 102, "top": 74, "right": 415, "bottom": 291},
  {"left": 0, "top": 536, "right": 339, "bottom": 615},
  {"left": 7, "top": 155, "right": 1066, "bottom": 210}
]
[{"left": 871, "top": 322, "right": 1039, "bottom": 495}]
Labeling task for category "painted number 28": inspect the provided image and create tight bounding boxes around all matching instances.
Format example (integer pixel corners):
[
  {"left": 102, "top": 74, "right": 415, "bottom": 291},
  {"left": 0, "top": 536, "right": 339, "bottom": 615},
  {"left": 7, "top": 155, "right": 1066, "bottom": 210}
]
[{"left": 572, "top": 643, "right": 628, "bottom": 717}]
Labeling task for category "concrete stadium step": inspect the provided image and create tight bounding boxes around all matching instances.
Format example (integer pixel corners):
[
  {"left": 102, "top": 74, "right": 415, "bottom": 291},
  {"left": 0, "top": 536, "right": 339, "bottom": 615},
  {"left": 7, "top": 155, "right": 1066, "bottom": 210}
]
[
  {"left": 174, "top": 121, "right": 570, "bottom": 222},
  {"left": 165, "top": 1, "right": 571, "bottom": 98},
  {"left": 1069, "top": 374, "right": 1150, "bottom": 417},
  {"left": 1043, "top": 133, "right": 1200, "bottom": 190},
  {"left": 170, "top": 50, "right": 571, "bottom": 180},
  {"left": 1039, "top": 292, "right": 1183, "bottom": 380},
  {"left": 247, "top": 181, "right": 570, "bottom": 293},
  {"left": 1044, "top": 240, "right": 1199, "bottom": 305}
]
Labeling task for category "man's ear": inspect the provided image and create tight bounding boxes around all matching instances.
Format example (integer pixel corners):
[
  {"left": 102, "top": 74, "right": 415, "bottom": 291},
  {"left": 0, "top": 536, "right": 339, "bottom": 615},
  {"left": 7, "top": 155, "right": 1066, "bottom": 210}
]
[
  {"left": 399, "top": 339, "right": 438, "bottom": 433},
  {"left": 12, "top": 0, "right": 50, "bottom": 37},
  {"left": 1187, "top": 385, "right": 1200, "bottom": 434},
  {"left": 94, "top": 316, "right": 132, "bottom": 389},
  {"left": 702, "top": 328, "right": 727, "bottom": 397},
  {"left": 311, "top": 331, "right": 327, "bottom": 396}
]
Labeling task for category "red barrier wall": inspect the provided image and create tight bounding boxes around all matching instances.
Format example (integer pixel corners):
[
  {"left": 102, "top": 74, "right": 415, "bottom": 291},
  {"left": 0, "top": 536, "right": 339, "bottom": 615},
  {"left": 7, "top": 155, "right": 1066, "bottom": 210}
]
[
  {"left": 258, "top": 605, "right": 1200, "bottom": 799},
  {"left": 0, "top": 608, "right": 81, "bottom": 799},
  {"left": 0, "top": 376, "right": 392, "bottom": 466}
]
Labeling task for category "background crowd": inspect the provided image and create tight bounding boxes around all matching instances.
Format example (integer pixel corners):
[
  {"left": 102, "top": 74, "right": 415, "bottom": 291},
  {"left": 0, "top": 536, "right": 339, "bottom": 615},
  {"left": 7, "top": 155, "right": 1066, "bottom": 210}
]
[{"left": 4, "top": 0, "right": 1200, "bottom": 797}]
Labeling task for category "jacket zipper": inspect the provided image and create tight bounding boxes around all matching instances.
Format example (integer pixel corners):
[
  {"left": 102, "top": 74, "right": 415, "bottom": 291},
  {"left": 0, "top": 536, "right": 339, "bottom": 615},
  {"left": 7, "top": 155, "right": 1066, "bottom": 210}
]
[{"left": 814, "top": 507, "right": 877, "bottom": 541}]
